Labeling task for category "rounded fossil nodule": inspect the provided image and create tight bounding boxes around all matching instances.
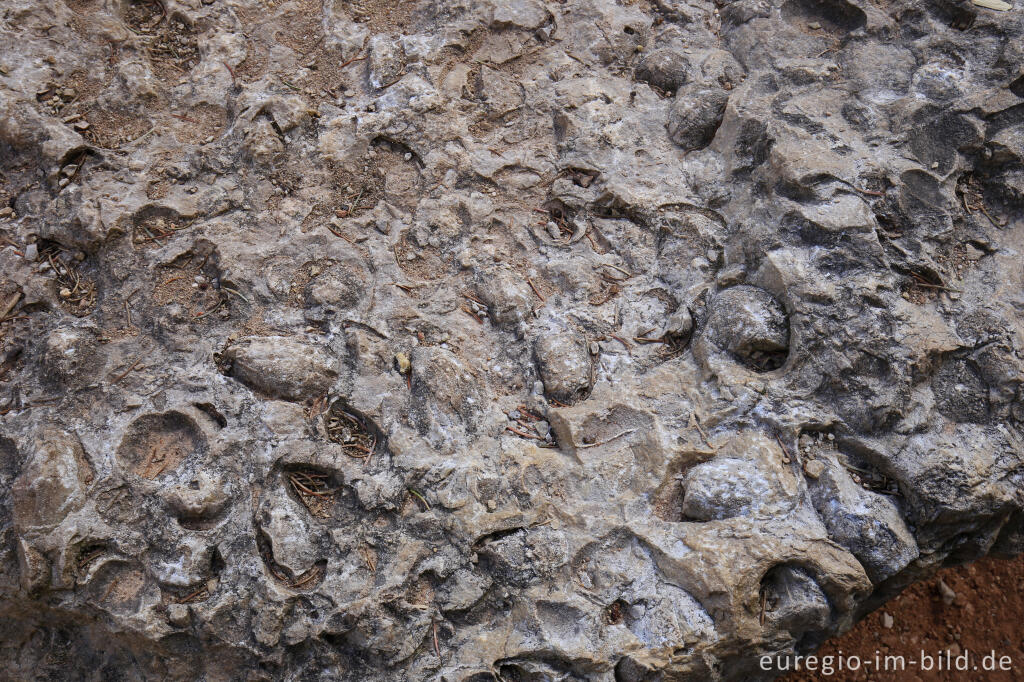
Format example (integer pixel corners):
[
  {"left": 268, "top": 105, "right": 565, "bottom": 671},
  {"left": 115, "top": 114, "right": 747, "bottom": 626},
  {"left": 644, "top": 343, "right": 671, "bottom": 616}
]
[{"left": 1, "top": 0, "right": 1023, "bottom": 679}]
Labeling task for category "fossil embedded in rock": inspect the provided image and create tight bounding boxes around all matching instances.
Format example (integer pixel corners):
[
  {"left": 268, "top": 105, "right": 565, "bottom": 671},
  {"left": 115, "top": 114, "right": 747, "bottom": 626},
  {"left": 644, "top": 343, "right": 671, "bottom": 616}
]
[
  {"left": 533, "top": 331, "right": 593, "bottom": 404},
  {"left": 1, "top": 0, "right": 1022, "bottom": 679},
  {"left": 703, "top": 285, "right": 790, "bottom": 371},
  {"left": 634, "top": 48, "right": 692, "bottom": 93}
]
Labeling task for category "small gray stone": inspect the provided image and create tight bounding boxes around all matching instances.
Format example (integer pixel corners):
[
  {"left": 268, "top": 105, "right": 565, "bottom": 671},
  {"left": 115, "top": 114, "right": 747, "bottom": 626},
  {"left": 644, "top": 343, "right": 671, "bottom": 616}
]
[
  {"left": 167, "top": 603, "right": 191, "bottom": 627},
  {"left": 803, "top": 459, "right": 825, "bottom": 479},
  {"left": 533, "top": 332, "right": 592, "bottom": 404},
  {"left": 635, "top": 49, "right": 691, "bottom": 92},
  {"left": 667, "top": 85, "right": 730, "bottom": 151},
  {"left": 703, "top": 285, "right": 789, "bottom": 370}
]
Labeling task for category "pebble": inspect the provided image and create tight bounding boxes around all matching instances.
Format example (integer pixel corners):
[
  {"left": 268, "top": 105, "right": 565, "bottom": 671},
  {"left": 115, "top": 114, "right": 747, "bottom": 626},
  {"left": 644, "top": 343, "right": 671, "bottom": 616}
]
[
  {"left": 938, "top": 578, "right": 957, "bottom": 605},
  {"left": 167, "top": 603, "right": 191, "bottom": 627},
  {"left": 808, "top": 21, "right": 822, "bottom": 29},
  {"left": 882, "top": 612, "right": 894, "bottom": 628},
  {"left": 24, "top": 243, "right": 38, "bottom": 260},
  {"left": 803, "top": 459, "right": 825, "bottom": 479}
]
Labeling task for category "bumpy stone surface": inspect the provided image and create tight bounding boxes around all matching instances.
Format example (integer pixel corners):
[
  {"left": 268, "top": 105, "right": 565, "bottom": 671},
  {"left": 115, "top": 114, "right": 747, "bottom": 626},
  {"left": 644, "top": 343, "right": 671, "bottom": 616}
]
[{"left": 0, "top": 0, "right": 1023, "bottom": 679}]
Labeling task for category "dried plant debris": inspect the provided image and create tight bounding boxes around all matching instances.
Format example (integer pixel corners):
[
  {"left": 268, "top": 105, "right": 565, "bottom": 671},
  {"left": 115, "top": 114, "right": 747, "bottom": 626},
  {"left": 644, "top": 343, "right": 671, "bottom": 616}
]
[
  {"left": 324, "top": 403, "right": 378, "bottom": 460},
  {"left": 972, "top": 0, "right": 1012, "bottom": 10},
  {"left": 40, "top": 247, "right": 97, "bottom": 316},
  {"left": 2, "top": 0, "right": 1024, "bottom": 679},
  {"left": 133, "top": 206, "right": 191, "bottom": 246},
  {"left": 286, "top": 467, "right": 337, "bottom": 518},
  {"left": 505, "top": 405, "right": 557, "bottom": 447}
]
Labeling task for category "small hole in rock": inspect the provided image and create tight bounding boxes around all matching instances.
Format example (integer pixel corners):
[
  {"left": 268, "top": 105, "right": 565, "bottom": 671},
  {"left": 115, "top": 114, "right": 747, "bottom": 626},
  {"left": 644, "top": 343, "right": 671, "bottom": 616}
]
[
  {"left": 323, "top": 401, "right": 385, "bottom": 460},
  {"left": 284, "top": 465, "right": 339, "bottom": 519},
  {"left": 605, "top": 599, "right": 629, "bottom": 625}
]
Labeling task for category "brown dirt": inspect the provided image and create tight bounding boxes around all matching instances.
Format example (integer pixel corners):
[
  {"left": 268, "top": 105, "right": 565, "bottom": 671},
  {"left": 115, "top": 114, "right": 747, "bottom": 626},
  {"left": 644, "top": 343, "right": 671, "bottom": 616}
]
[
  {"left": 170, "top": 103, "right": 227, "bottom": 145},
  {"left": 785, "top": 554, "right": 1024, "bottom": 681},
  {"left": 82, "top": 105, "right": 151, "bottom": 149},
  {"left": 273, "top": 0, "right": 325, "bottom": 53},
  {"left": 350, "top": 0, "right": 417, "bottom": 34}
]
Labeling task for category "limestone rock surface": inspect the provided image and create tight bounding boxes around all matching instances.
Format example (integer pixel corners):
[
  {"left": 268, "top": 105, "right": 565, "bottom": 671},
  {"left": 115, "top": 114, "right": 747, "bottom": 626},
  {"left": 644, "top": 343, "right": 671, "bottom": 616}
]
[{"left": 1, "top": 0, "right": 1024, "bottom": 680}]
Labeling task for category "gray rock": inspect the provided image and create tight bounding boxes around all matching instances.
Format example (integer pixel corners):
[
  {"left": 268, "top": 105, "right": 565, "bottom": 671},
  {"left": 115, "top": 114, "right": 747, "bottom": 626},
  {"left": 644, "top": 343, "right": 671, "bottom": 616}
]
[
  {"left": 410, "top": 346, "right": 488, "bottom": 440},
  {"left": 762, "top": 565, "right": 831, "bottom": 635},
  {"left": 635, "top": 49, "right": 691, "bottom": 92},
  {"left": 367, "top": 36, "right": 405, "bottom": 90},
  {"left": 1, "top": 0, "right": 1022, "bottom": 678},
  {"left": 703, "top": 285, "right": 789, "bottom": 370},
  {"left": 697, "top": 48, "right": 745, "bottom": 88},
  {"left": 932, "top": 356, "right": 989, "bottom": 424},
  {"left": 806, "top": 455, "right": 919, "bottom": 583},
  {"left": 220, "top": 336, "right": 340, "bottom": 402},
  {"left": 12, "top": 429, "right": 92, "bottom": 531},
  {"left": 533, "top": 331, "right": 592, "bottom": 404},
  {"left": 492, "top": 1, "right": 550, "bottom": 30},
  {"left": 667, "top": 85, "right": 730, "bottom": 151},
  {"left": 683, "top": 459, "right": 755, "bottom": 519},
  {"left": 476, "top": 267, "right": 533, "bottom": 329}
]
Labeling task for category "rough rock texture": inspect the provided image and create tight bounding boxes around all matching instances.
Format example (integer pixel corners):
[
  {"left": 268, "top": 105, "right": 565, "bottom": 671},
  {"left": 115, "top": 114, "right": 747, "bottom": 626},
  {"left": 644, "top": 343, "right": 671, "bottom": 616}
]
[{"left": 0, "top": 0, "right": 1023, "bottom": 680}]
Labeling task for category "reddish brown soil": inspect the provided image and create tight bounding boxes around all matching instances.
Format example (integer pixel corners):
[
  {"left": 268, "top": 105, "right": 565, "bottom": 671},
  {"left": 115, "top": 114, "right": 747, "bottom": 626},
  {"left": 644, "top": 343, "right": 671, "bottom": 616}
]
[{"left": 785, "top": 554, "right": 1024, "bottom": 681}]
